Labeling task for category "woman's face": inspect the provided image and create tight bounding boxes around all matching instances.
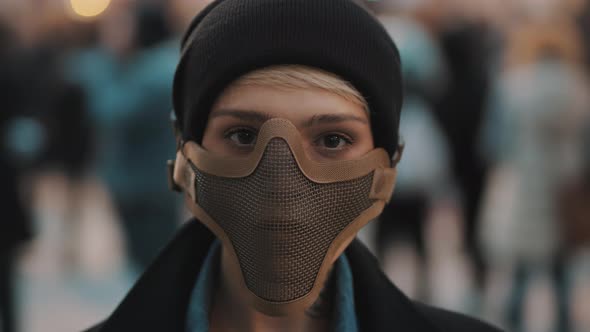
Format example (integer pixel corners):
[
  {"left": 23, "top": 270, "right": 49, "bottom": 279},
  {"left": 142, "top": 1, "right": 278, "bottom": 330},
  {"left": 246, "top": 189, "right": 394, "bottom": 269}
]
[{"left": 202, "top": 83, "right": 374, "bottom": 161}]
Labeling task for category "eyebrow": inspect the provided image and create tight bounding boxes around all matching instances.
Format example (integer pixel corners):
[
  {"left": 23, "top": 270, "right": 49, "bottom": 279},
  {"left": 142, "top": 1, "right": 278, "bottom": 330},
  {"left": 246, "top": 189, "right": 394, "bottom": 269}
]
[
  {"left": 209, "top": 109, "right": 274, "bottom": 123},
  {"left": 210, "top": 109, "right": 368, "bottom": 127},
  {"left": 302, "top": 114, "right": 368, "bottom": 128}
]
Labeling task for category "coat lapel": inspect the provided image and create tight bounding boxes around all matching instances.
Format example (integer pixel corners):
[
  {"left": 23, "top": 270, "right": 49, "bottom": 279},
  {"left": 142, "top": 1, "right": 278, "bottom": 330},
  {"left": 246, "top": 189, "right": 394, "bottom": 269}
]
[
  {"left": 346, "top": 239, "right": 441, "bottom": 332},
  {"left": 98, "top": 219, "right": 215, "bottom": 332}
]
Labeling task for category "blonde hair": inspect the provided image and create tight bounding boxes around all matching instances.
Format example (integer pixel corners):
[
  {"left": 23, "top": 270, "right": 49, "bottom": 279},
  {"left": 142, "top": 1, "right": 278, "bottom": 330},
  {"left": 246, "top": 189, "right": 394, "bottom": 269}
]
[{"left": 232, "top": 65, "right": 369, "bottom": 113}]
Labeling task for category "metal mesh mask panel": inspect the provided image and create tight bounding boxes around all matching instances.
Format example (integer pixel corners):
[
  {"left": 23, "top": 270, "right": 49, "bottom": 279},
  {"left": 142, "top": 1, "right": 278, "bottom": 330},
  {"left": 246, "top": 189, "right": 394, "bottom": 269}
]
[{"left": 193, "top": 138, "right": 374, "bottom": 302}]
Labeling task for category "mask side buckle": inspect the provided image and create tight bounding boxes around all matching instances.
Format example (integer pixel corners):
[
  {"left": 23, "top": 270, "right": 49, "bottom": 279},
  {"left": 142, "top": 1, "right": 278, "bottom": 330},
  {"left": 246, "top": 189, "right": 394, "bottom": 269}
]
[
  {"left": 173, "top": 147, "right": 197, "bottom": 200},
  {"left": 369, "top": 141, "right": 404, "bottom": 203},
  {"left": 369, "top": 167, "right": 397, "bottom": 203}
]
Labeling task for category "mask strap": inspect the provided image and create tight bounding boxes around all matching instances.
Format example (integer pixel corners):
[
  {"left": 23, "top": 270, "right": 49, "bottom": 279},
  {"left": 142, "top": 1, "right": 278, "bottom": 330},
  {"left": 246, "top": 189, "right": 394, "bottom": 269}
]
[
  {"left": 167, "top": 110, "right": 193, "bottom": 194},
  {"left": 168, "top": 145, "right": 198, "bottom": 199},
  {"left": 369, "top": 167, "right": 397, "bottom": 203},
  {"left": 368, "top": 142, "right": 404, "bottom": 203}
]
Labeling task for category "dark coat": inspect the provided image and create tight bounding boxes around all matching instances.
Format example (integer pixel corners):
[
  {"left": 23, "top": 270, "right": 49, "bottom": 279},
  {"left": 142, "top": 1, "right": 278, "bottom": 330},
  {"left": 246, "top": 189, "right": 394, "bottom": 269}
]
[
  {"left": 0, "top": 35, "right": 32, "bottom": 252},
  {"left": 85, "top": 219, "right": 503, "bottom": 332}
]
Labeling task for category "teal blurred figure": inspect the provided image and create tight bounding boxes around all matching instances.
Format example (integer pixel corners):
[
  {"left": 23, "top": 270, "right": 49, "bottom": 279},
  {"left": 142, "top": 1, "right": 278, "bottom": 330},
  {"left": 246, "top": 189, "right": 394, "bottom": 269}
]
[{"left": 65, "top": 4, "right": 180, "bottom": 270}]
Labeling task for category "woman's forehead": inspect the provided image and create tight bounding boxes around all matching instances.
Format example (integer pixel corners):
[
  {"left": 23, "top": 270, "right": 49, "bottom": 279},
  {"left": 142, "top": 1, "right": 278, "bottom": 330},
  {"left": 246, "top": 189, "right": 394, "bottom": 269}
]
[{"left": 210, "top": 83, "right": 370, "bottom": 126}]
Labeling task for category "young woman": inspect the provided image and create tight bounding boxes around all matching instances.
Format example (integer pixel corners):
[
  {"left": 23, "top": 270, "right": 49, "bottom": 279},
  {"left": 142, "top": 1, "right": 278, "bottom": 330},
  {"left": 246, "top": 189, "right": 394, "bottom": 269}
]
[{"left": 86, "top": 1, "right": 503, "bottom": 331}]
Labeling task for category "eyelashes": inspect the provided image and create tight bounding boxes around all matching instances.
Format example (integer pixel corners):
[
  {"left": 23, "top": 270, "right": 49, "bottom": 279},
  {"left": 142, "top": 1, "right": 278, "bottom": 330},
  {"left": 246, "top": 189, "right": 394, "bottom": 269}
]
[
  {"left": 312, "top": 132, "right": 354, "bottom": 150},
  {"left": 224, "top": 126, "right": 258, "bottom": 146},
  {"left": 222, "top": 126, "right": 356, "bottom": 155}
]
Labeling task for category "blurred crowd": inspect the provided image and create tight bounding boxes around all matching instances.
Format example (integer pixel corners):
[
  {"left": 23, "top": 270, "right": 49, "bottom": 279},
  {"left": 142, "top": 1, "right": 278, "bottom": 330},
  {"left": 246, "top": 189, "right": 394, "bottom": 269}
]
[{"left": 0, "top": 0, "right": 589, "bottom": 331}]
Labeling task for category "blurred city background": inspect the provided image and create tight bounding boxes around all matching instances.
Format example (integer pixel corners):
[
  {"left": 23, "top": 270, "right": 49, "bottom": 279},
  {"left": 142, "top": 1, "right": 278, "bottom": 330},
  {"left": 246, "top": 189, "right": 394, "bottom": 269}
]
[{"left": 0, "top": 0, "right": 589, "bottom": 331}]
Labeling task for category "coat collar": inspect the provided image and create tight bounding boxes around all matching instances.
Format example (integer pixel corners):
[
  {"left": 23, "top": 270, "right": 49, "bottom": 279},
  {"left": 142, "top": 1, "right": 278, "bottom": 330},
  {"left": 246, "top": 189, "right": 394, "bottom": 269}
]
[
  {"left": 346, "top": 237, "right": 439, "bottom": 332},
  {"left": 98, "top": 219, "right": 438, "bottom": 332}
]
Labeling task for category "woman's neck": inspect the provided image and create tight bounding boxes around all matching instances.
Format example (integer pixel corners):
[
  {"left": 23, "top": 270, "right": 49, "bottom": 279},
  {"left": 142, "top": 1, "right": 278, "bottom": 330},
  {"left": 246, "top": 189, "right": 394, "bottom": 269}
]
[{"left": 209, "top": 247, "right": 333, "bottom": 332}]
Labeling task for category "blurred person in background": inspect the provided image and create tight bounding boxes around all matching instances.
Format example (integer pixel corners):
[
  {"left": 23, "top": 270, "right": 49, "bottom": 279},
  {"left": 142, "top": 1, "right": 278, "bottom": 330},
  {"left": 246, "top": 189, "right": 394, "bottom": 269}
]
[
  {"left": 365, "top": 1, "right": 465, "bottom": 307},
  {"left": 25, "top": 36, "right": 94, "bottom": 275},
  {"left": 3, "top": 0, "right": 97, "bottom": 276},
  {"left": 38, "top": 81, "right": 93, "bottom": 273},
  {"left": 64, "top": 0, "right": 192, "bottom": 270},
  {"left": 559, "top": 122, "right": 590, "bottom": 257},
  {"left": 424, "top": 0, "right": 495, "bottom": 288},
  {"left": 1, "top": 2, "right": 97, "bottom": 326},
  {"left": 0, "top": 22, "right": 35, "bottom": 332},
  {"left": 479, "top": 19, "right": 590, "bottom": 332},
  {"left": 367, "top": 0, "right": 494, "bottom": 314},
  {"left": 374, "top": 0, "right": 498, "bottom": 289},
  {"left": 559, "top": 119, "right": 590, "bottom": 332}
]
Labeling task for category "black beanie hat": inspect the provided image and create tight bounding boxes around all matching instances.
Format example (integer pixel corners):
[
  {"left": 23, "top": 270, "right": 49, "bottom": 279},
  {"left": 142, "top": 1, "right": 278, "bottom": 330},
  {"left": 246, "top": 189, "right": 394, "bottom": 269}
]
[{"left": 172, "top": 0, "right": 403, "bottom": 156}]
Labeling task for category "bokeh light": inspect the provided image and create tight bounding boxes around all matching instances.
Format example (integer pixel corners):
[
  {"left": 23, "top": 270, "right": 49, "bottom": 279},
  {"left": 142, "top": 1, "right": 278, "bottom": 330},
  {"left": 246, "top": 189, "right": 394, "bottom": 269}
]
[{"left": 69, "top": 0, "right": 111, "bottom": 18}]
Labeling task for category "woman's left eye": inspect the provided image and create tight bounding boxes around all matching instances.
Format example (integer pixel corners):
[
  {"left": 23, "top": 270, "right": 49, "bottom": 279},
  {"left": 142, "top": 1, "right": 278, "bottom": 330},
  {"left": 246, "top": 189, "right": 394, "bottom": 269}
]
[{"left": 316, "top": 134, "right": 352, "bottom": 149}]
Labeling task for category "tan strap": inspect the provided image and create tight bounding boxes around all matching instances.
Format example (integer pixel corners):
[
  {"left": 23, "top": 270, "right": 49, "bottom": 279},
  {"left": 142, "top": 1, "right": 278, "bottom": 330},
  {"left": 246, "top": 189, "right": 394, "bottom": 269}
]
[
  {"left": 369, "top": 167, "right": 398, "bottom": 203},
  {"left": 170, "top": 149, "right": 196, "bottom": 200}
]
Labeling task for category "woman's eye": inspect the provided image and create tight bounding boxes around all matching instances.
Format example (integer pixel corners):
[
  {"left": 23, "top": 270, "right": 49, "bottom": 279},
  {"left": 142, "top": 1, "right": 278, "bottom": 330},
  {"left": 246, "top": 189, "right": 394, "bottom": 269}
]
[
  {"left": 318, "top": 134, "right": 352, "bottom": 149},
  {"left": 225, "top": 128, "right": 257, "bottom": 146}
]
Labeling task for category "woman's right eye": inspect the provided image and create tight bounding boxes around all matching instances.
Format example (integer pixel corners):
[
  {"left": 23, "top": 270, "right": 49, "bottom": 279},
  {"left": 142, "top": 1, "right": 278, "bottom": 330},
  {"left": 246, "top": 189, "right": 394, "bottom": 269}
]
[{"left": 224, "top": 128, "right": 258, "bottom": 147}]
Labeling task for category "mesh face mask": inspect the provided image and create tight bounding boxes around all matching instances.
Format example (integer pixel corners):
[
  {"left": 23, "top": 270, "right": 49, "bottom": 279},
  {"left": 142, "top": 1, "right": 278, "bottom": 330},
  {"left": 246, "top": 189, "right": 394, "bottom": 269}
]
[{"left": 169, "top": 118, "right": 399, "bottom": 315}]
